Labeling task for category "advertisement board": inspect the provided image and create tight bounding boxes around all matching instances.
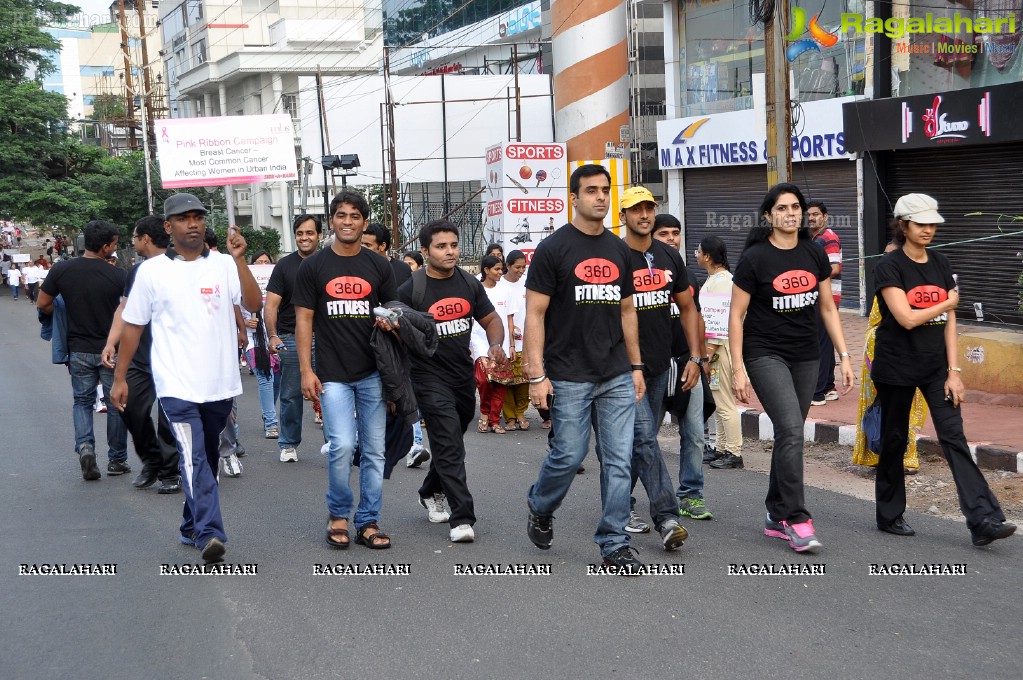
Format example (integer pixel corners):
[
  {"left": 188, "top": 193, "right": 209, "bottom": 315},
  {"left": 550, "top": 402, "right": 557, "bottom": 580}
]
[
  {"left": 155, "top": 114, "right": 298, "bottom": 189},
  {"left": 656, "top": 96, "right": 859, "bottom": 169},
  {"left": 483, "top": 142, "right": 569, "bottom": 260}
]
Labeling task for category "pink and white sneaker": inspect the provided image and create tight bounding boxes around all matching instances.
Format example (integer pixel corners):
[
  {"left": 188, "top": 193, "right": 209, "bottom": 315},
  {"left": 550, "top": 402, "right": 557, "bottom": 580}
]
[{"left": 781, "top": 519, "right": 822, "bottom": 553}]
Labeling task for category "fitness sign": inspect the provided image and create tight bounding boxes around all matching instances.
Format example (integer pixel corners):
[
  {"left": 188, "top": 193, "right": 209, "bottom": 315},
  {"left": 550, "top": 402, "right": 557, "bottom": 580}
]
[{"left": 483, "top": 142, "right": 569, "bottom": 252}]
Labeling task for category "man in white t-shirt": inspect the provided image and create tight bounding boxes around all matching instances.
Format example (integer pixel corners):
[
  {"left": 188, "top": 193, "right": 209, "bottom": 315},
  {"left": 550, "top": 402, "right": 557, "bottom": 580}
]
[
  {"left": 7, "top": 264, "right": 21, "bottom": 299},
  {"left": 110, "top": 193, "right": 262, "bottom": 563}
]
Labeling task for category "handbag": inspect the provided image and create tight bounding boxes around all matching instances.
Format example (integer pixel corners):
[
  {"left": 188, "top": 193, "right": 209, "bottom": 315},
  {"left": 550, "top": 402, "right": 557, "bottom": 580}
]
[{"left": 485, "top": 358, "right": 517, "bottom": 385}]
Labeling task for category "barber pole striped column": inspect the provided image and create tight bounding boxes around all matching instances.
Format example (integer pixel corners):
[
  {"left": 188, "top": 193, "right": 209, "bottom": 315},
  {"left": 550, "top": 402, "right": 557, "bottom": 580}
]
[{"left": 551, "top": 0, "right": 630, "bottom": 161}]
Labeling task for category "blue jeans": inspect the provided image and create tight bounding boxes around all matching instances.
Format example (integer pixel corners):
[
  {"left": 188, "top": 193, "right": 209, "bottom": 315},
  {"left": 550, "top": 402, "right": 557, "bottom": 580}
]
[
  {"left": 320, "top": 373, "right": 386, "bottom": 529},
  {"left": 69, "top": 352, "right": 127, "bottom": 461},
  {"left": 528, "top": 372, "right": 636, "bottom": 557},
  {"left": 276, "top": 333, "right": 304, "bottom": 450},
  {"left": 247, "top": 349, "right": 281, "bottom": 430},
  {"left": 676, "top": 377, "right": 705, "bottom": 500},
  {"left": 745, "top": 355, "right": 817, "bottom": 524},
  {"left": 412, "top": 414, "right": 423, "bottom": 447},
  {"left": 10, "top": 284, "right": 18, "bottom": 299},
  {"left": 618, "top": 369, "right": 677, "bottom": 529}
]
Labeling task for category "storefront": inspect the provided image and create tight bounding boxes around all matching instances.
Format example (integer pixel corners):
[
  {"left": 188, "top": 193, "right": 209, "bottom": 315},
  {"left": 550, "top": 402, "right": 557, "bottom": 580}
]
[
  {"left": 658, "top": 93, "right": 865, "bottom": 310},
  {"left": 844, "top": 82, "right": 1023, "bottom": 326}
]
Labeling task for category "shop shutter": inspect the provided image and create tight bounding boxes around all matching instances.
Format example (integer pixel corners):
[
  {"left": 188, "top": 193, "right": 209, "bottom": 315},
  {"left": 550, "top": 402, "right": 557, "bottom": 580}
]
[
  {"left": 886, "top": 144, "right": 1023, "bottom": 327},
  {"left": 681, "top": 161, "right": 860, "bottom": 308}
]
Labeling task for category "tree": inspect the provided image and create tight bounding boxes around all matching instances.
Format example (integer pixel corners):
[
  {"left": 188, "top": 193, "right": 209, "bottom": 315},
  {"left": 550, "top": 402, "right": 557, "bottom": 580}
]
[{"left": 0, "top": 0, "right": 78, "bottom": 82}]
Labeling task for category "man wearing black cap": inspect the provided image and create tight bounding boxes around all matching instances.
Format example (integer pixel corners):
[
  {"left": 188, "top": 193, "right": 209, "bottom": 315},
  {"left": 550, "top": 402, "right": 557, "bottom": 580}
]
[
  {"left": 37, "top": 220, "right": 129, "bottom": 481},
  {"left": 110, "top": 193, "right": 262, "bottom": 563}
]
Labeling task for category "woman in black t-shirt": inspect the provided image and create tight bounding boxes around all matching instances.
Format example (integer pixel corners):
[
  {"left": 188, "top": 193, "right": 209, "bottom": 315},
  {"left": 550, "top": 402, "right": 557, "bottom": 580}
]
[
  {"left": 729, "top": 183, "right": 854, "bottom": 554},
  {"left": 872, "top": 193, "right": 1014, "bottom": 546}
]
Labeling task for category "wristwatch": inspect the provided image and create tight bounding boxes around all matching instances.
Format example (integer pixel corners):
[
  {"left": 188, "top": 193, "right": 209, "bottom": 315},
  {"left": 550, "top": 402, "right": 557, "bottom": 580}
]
[{"left": 689, "top": 356, "right": 704, "bottom": 366}]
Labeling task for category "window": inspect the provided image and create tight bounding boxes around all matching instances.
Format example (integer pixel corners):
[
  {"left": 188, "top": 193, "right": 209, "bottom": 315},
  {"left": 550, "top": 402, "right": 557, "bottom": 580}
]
[
  {"left": 282, "top": 93, "right": 298, "bottom": 119},
  {"left": 679, "top": 0, "right": 866, "bottom": 115},
  {"left": 889, "top": 0, "right": 1023, "bottom": 97},
  {"left": 187, "top": 0, "right": 203, "bottom": 25},
  {"left": 193, "top": 39, "right": 207, "bottom": 65}
]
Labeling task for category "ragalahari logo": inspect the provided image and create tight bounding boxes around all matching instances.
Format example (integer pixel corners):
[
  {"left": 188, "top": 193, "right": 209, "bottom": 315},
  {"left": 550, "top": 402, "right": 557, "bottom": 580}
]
[
  {"left": 671, "top": 118, "right": 710, "bottom": 144},
  {"left": 785, "top": 7, "right": 840, "bottom": 61}
]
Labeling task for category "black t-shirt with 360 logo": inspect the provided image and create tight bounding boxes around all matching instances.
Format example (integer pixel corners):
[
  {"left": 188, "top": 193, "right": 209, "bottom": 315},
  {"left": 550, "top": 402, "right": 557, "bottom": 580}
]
[
  {"left": 397, "top": 270, "right": 494, "bottom": 382},
  {"left": 733, "top": 239, "right": 832, "bottom": 363},
  {"left": 292, "top": 247, "right": 397, "bottom": 383},
  {"left": 525, "top": 224, "right": 636, "bottom": 382},
  {"left": 872, "top": 247, "right": 956, "bottom": 386},
  {"left": 631, "top": 239, "right": 688, "bottom": 377}
]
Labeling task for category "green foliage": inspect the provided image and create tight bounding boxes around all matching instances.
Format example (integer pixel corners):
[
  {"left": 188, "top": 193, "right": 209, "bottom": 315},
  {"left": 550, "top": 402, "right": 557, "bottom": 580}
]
[
  {"left": 210, "top": 223, "right": 282, "bottom": 261},
  {"left": 0, "top": 0, "right": 79, "bottom": 81},
  {"left": 91, "top": 93, "right": 125, "bottom": 121}
]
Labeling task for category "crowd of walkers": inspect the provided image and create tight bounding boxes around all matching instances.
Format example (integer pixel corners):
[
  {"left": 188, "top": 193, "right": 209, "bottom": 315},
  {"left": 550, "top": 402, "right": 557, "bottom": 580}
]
[{"left": 30, "top": 167, "right": 1015, "bottom": 570}]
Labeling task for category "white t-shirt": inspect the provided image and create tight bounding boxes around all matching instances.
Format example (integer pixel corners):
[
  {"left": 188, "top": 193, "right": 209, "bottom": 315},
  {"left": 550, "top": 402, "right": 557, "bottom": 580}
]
[
  {"left": 502, "top": 275, "right": 526, "bottom": 329},
  {"left": 470, "top": 279, "right": 512, "bottom": 360},
  {"left": 7, "top": 268, "right": 21, "bottom": 286},
  {"left": 122, "top": 251, "right": 243, "bottom": 402},
  {"left": 23, "top": 265, "right": 41, "bottom": 285}
]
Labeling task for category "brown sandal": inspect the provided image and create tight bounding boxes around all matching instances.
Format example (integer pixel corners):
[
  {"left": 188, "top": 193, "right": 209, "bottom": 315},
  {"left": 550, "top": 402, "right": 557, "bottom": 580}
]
[
  {"left": 517, "top": 417, "right": 531, "bottom": 431},
  {"left": 477, "top": 417, "right": 491, "bottom": 433},
  {"left": 326, "top": 517, "right": 349, "bottom": 550},
  {"left": 355, "top": 522, "right": 392, "bottom": 549}
]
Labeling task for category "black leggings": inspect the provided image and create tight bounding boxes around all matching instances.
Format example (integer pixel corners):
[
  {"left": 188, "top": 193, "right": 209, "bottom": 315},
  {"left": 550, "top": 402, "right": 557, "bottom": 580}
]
[{"left": 874, "top": 377, "right": 1004, "bottom": 530}]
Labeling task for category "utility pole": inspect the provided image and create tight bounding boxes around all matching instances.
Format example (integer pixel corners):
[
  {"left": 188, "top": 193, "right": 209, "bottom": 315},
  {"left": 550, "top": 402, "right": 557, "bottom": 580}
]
[
  {"left": 315, "top": 67, "right": 329, "bottom": 218},
  {"left": 763, "top": 0, "right": 793, "bottom": 187},
  {"left": 317, "top": 65, "right": 336, "bottom": 197},
  {"left": 512, "top": 44, "right": 521, "bottom": 141},
  {"left": 383, "top": 48, "right": 401, "bottom": 246},
  {"left": 135, "top": 2, "right": 154, "bottom": 213},
  {"left": 117, "top": 0, "right": 137, "bottom": 149}
]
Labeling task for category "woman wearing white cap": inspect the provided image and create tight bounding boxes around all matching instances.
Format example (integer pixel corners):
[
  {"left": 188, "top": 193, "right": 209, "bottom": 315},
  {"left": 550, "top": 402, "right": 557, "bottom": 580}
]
[{"left": 871, "top": 193, "right": 1015, "bottom": 546}]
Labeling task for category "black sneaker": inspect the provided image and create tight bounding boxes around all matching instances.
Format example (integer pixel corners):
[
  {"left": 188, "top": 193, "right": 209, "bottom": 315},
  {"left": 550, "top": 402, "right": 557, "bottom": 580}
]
[
  {"left": 702, "top": 446, "right": 723, "bottom": 464},
  {"left": 79, "top": 445, "right": 101, "bottom": 481},
  {"left": 158, "top": 477, "right": 182, "bottom": 494},
  {"left": 527, "top": 502, "right": 554, "bottom": 550},
  {"left": 971, "top": 518, "right": 1017, "bottom": 547},
  {"left": 602, "top": 546, "right": 643, "bottom": 576},
  {"left": 710, "top": 453, "right": 744, "bottom": 469},
  {"left": 107, "top": 460, "right": 131, "bottom": 476},
  {"left": 201, "top": 537, "right": 226, "bottom": 563}
]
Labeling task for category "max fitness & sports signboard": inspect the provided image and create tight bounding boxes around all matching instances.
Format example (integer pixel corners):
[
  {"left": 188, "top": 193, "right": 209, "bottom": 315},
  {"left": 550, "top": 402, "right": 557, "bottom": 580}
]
[{"left": 155, "top": 114, "right": 298, "bottom": 189}]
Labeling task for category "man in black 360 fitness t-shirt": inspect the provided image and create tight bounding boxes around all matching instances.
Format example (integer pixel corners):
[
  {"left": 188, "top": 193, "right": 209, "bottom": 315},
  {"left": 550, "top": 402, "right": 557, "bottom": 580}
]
[
  {"left": 523, "top": 165, "right": 646, "bottom": 573},
  {"left": 293, "top": 192, "right": 397, "bottom": 550},
  {"left": 264, "top": 214, "right": 322, "bottom": 461},
  {"left": 397, "top": 220, "right": 505, "bottom": 544}
]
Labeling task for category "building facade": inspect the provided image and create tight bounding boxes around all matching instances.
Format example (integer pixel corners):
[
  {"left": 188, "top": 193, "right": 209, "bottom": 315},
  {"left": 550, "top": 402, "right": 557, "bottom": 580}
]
[
  {"left": 659, "top": 0, "right": 1023, "bottom": 327},
  {"left": 159, "top": 0, "right": 383, "bottom": 233}
]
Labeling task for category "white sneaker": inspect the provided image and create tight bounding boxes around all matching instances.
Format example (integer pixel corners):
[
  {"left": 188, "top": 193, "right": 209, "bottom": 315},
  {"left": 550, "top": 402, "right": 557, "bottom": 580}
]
[
  {"left": 280, "top": 447, "right": 298, "bottom": 463},
  {"left": 825, "top": 390, "right": 840, "bottom": 401},
  {"left": 220, "top": 453, "right": 243, "bottom": 478},
  {"left": 450, "top": 524, "right": 475, "bottom": 543},
  {"left": 320, "top": 443, "right": 329, "bottom": 456},
  {"left": 405, "top": 444, "right": 430, "bottom": 468},
  {"left": 418, "top": 493, "right": 450, "bottom": 523}
]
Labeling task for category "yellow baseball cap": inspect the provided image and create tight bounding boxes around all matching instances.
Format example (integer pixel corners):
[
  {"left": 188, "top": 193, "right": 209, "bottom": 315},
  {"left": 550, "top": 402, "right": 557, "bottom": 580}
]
[{"left": 620, "top": 186, "right": 657, "bottom": 210}]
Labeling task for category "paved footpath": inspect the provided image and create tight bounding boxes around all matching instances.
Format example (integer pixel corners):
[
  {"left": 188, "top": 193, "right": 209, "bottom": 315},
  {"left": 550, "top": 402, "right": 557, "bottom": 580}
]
[
  {"left": 1, "top": 296, "right": 1020, "bottom": 680},
  {"left": 738, "top": 309, "right": 1023, "bottom": 473}
]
